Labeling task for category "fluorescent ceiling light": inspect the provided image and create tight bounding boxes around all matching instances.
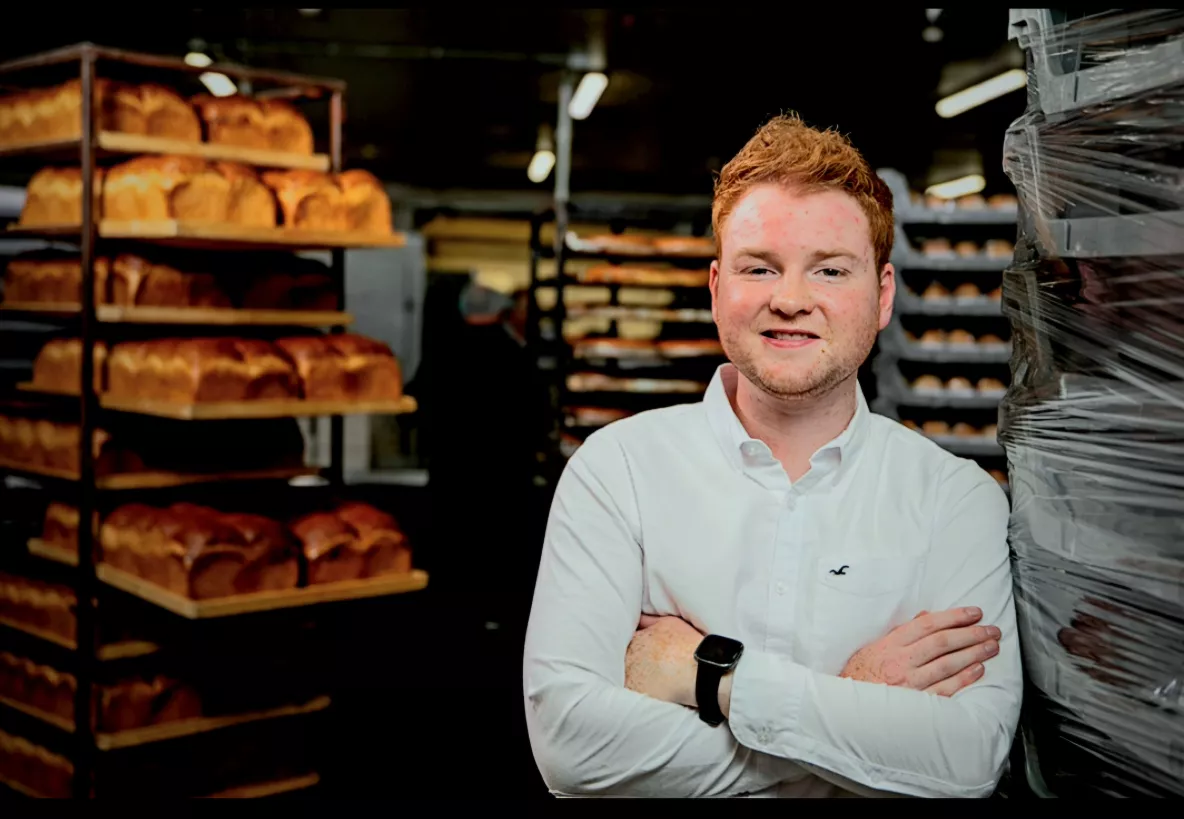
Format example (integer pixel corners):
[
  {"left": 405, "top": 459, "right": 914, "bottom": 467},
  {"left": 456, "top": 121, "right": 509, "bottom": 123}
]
[
  {"left": 936, "top": 69, "right": 1027, "bottom": 118},
  {"left": 184, "top": 52, "right": 213, "bottom": 68},
  {"left": 527, "top": 149, "right": 556, "bottom": 183},
  {"left": 925, "top": 174, "right": 986, "bottom": 200},
  {"left": 199, "top": 72, "right": 238, "bottom": 98},
  {"left": 568, "top": 72, "right": 608, "bottom": 121}
]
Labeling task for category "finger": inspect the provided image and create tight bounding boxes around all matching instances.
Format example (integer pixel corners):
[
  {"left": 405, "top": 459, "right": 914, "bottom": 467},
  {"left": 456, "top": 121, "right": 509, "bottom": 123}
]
[
  {"left": 911, "top": 624, "right": 1002, "bottom": 665},
  {"left": 896, "top": 607, "right": 983, "bottom": 645},
  {"left": 925, "top": 662, "right": 984, "bottom": 697},
  {"left": 912, "top": 639, "right": 999, "bottom": 689},
  {"left": 638, "top": 614, "right": 662, "bottom": 629}
]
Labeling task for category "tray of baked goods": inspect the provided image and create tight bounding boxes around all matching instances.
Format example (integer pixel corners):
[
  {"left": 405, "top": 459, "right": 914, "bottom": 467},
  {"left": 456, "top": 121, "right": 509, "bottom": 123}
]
[
  {"left": 0, "top": 571, "right": 158, "bottom": 659},
  {"left": 891, "top": 404, "right": 1008, "bottom": 459},
  {"left": 874, "top": 360, "right": 1009, "bottom": 409},
  {"left": 566, "top": 372, "right": 709, "bottom": 395},
  {"left": 0, "top": 412, "right": 318, "bottom": 489},
  {"left": 27, "top": 499, "right": 427, "bottom": 618},
  {"left": 0, "top": 249, "right": 352, "bottom": 327},
  {"left": 899, "top": 192, "right": 1019, "bottom": 226},
  {"left": 883, "top": 318, "right": 1012, "bottom": 363},
  {"left": 559, "top": 232, "right": 715, "bottom": 261},
  {"left": 6, "top": 156, "right": 403, "bottom": 250},
  {"left": 567, "top": 263, "right": 711, "bottom": 289},
  {"left": 17, "top": 333, "right": 416, "bottom": 420},
  {"left": 0, "top": 76, "right": 331, "bottom": 171},
  {"left": 896, "top": 236, "right": 1015, "bottom": 271},
  {"left": 571, "top": 337, "right": 725, "bottom": 362},
  {"left": 563, "top": 305, "right": 715, "bottom": 324}
]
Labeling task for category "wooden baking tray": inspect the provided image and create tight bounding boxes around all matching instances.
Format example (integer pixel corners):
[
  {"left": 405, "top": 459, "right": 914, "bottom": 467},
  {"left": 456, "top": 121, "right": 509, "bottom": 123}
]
[
  {"left": 0, "top": 614, "right": 159, "bottom": 660},
  {"left": 0, "top": 132, "right": 330, "bottom": 172},
  {"left": 97, "top": 565, "right": 430, "bottom": 619},
  {"left": 0, "top": 302, "right": 353, "bottom": 327},
  {"left": 27, "top": 538, "right": 77, "bottom": 566},
  {"left": 0, "top": 456, "right": 320, "bottom": 489},
  {"left": 0, "top": 772, "right": 48, "bottom": 799},
  {"left": 0, "top": 694, "right": 74, "bottom": 733},
  {"left": 94, "top": 695, "right": 332, "bottom": 751},
  {"left": 6, "top": 221, "right": 406, "bottom": 251},
  {"left": 203, "top": 772, "right": 321, "bottom": 799}
]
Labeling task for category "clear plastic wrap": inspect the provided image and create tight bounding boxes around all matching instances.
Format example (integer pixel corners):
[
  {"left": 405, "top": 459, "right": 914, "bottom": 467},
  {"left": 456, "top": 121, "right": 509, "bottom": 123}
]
[{"left": 1003, "top": 9, "right": 1184, "bottom": 798}]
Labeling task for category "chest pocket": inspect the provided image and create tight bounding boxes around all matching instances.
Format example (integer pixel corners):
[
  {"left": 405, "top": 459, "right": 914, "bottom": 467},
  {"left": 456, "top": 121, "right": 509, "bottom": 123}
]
[{"left": 807, "top": 556, "right": 922, "bottom": 674}]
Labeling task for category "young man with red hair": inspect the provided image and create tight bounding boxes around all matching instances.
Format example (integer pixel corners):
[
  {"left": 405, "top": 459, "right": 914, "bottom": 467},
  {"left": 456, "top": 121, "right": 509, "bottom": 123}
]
[{"left": 523, "top": 114, "right": 1021, "bottom": 798}]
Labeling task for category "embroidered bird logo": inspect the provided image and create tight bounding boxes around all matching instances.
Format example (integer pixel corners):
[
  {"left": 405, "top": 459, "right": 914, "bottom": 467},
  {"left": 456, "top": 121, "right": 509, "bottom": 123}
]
[{"left": 829, "top": 565, "right": 850, "bottom": 576}]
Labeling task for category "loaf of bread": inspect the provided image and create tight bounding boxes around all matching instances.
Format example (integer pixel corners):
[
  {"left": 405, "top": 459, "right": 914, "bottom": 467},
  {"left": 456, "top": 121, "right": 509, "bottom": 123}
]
[
  {"left": 261, "top": 169, "right": 392, "bottom": 233},
  {"left": 952, "top": 282, "right": 981, "bottom": 299},
  {"left": 954, "top": 240, "right": 979, "bottom": 258},
  {"left": 106, "top": 338, "right": 301, "bottom": 403},
  {"left": 947, "top": 329, "right": 976, "bottom": 345},
  {"left": 274, "top": 334, "right": 402, "bottom": 401},
  {"left": 0, "top": 415, "right": 140, "bottom": 476},
  {"left": 658, "top": 339, "right": 725, "bottom": 358},
  {"left": 237, "top": 266, "right": 338, "bottom": 311},
  {"left": 42, "top": 502, "right": 84, "bottom": 552},
  {"left": 985, "top": 239, "right": 1014, "bottom": 259},
  {"left": 19, "top": 167, "right": 104, "bottom": 226},
  {"left": 108, "top": 253, "right": 232, "bottom": 308},
  {"left": 956, "top": 194, "right": 987, "bottom": 210},
  {"left": 100, "top": 502, "right": 301, "bottom": 600},
  {"left": 651, "top": 236, "right": 715, "bottom": 256},
  {"left": 103, "top": 155, "right": 278, "bottom": 227},
  {"left": 0, "top": 572, "right": 76, "bottom": 644},
  {"left": 946, "top": 376, "right": 974, "bottom": 391},
  {"left": 31, "top": 338, "right": 108, "bottom": 394},
  {"left": 918, "top": 329, "right": 947, "bottom": 345},
  {"left": 573, "top": 234, "right": 656, "bottom": 255},
  {"left": 192, "top": 95, "right": 314, "bottom": 155},
  {"left": 921, "top": 281, "right": 950, "bottom": 300},
  {"left": 0, "top": 79, "right": 200, "bottom": 146},
  {"left": 0, "top": 727, "right": 73, "bottom": 798},
  {"left": 978, "top": 377, "right": 1006, "bottom": 393},
  {"left": 578, "top": 265, "right": 710, "bottom": 287},
  {"left": 3, "top": 251, "right": 109, "bottom": 304},
  {"left": 573, "top": 338, "right": 656, "bottom": 358},
  {"left": 290, "top": 502, "right": 412, "bottom": 585},
  {"left": 912, "top": 374, "right": 944, "bottom": 391},
  {"left": 921, "top": 238, "right": 953, "bottom": 258}
]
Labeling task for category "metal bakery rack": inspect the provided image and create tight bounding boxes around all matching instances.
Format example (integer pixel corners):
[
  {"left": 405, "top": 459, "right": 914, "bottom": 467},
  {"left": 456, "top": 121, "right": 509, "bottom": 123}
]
[
  {"left": 526, "top": 200, "right": 720, "bottom": 484},
  {"left": 872, "top": 168, "right": 1018, "bottom": 489},
  {"left": 0, "top": 43, "right": 426, "bottom": 799}
]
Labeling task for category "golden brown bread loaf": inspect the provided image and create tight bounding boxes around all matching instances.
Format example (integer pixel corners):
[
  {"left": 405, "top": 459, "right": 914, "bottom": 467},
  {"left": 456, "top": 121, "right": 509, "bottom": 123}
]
[
  {"left": 100, "top": 502, "right": 301, "bottom": 600},
  {"left": 0, "top": 572, "right": 76, "bottom": 644},
  {"left": 19, "top": 167, "right": 104, "bottom": 226},
  {"left": 651, "top": 236, "right": 715, "bottom": 256},
  {"left": 42, "top": 502, "right": 84, "bottom": 552},
  {"left": 0, "top": 414, "right": 140, "bottom": 476},
  {"left": 0, "top": 79, "right": 200, "bottom": 146},
  {"left": 192, "top": 94, "right": 314, "bottom": 155},
  {"left": 3, "top": 252, "right": 110, "bottom": 305},
  {"left": 290, "top": 502, "right": 412, "bottom": 585},
  {"left": 0, "top": 727, "right": 74, "bottom": 798},
  {"left": 575, "top": 234, "right": 656, "bottom": 255},
  {"left": 106, "top": 338, "right": 301, "bottom": 403},
  {"left": 103, "top": 155, "right": 278, "bottom": 227},
  {"left": 31, "top": 338, "right": 108, "bottom": 394},
  {"left": 261, "top": 169, "right": 392, "bottom": 233},
  {"left": 657, "top": 339, "right": 725, "bottom": 358},
  {"left": 274, "top": 334, "right": 403, "bottom": 401},
  {"left": 577, "top": 265, "right": 710, "bottom": 287},
  {"left": 238, "top": 268, "right": 338, "bottom": 311}
]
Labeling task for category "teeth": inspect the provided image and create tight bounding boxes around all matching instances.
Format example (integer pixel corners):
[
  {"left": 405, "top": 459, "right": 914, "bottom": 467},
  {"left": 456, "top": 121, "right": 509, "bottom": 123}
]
[{"left": 769, "top": 332, "right": 812, "bottom": 340}]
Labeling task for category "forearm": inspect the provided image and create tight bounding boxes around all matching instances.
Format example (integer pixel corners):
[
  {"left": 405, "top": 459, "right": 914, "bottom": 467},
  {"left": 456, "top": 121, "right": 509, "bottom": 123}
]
[
  {"left": 525, "top": 664, "right": 807, "bottom": 797},
  {"left": 727, "top": 648, "right": 1020, "bottom": 798}
]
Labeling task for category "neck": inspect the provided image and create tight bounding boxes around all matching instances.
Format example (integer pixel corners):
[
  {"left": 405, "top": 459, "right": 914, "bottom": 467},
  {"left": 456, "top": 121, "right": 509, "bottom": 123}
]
[{"left": 730, "top": 369, "right": 859, "bottom": 481}]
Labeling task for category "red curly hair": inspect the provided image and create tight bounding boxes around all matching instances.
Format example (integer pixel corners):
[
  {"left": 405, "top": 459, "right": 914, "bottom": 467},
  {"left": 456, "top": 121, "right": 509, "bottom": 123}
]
[{"left": 712, "top": 113, "right": 895, "bottom": 270}]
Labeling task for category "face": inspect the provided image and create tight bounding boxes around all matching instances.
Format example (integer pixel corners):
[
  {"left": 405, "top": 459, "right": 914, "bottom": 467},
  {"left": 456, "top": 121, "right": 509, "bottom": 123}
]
[{"left": 709, "top": 183, "right": 894, "bottom": 402}]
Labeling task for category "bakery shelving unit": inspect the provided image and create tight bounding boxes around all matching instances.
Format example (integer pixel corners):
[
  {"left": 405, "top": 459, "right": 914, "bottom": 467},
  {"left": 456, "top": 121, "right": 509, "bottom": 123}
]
[
  {"left": 872, "top": 169, "right": 1017, "bottom": 489},
  {"left": 0, "top": 43, "right": 425, "bottom": 799},
  {"left": 526, "top": 201, "right": 719, "bottom": 482}
]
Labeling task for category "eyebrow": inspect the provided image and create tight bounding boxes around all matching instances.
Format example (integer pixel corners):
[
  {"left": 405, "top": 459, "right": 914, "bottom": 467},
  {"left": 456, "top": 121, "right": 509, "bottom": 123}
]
[{"left": 732, "top": 248, "right": 861, "bottom": 264}]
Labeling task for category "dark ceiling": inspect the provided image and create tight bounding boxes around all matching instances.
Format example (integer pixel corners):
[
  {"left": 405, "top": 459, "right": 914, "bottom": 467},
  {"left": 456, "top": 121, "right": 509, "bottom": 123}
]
[{"left": 0, "top": 9, "right": 1026, "bottom": 198}]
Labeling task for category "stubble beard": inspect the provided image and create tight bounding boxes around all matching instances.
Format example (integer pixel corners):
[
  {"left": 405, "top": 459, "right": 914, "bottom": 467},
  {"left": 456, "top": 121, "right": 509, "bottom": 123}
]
[{"left": 721, "top": 322, "right": 879, "bottom": 403}]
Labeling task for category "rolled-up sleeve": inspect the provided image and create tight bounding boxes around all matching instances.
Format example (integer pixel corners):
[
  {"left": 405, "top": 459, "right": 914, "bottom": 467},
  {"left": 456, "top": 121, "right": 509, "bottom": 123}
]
[
  {"left": 727, "top": 462, "right": 1022, "bottom": 798},
  {"left": 523, "top": 431, "right": 809, "bottom": 797}
]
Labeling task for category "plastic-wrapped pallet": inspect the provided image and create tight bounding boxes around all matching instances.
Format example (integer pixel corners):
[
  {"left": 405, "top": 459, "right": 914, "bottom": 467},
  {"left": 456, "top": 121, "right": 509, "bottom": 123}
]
[{"left": 1003, "top": 9, "right": 1184, "bottom": 798}]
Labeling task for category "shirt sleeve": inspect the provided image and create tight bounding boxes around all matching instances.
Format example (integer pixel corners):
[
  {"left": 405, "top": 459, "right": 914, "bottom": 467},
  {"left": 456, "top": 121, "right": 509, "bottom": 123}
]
[
  {"left": 727, "top": 459, "right": 1022, "bottom": 798},
  {"left": 523, "top": 430, "right": 809, "bottom": 797}
]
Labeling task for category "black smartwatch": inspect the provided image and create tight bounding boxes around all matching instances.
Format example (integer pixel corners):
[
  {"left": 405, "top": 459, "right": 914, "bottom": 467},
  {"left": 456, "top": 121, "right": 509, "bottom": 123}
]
[{"left": 693, "top": 635, "right": 744, "bottom": 727}]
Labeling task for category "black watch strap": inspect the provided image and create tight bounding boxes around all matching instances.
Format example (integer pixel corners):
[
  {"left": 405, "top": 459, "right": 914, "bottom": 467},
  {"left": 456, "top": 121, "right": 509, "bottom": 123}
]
[{"left": 696, "top": 663, "right": 726, "bottom": 726}]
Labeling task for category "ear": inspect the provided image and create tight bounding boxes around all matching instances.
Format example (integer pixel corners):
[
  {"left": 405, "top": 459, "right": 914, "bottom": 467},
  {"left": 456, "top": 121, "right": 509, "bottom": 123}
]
[
  {"left": 877, "top": 262, "right": 896, "bottom": 331},
  {"left": 709, "top": 259, "right": 722, "bottom": 326}
]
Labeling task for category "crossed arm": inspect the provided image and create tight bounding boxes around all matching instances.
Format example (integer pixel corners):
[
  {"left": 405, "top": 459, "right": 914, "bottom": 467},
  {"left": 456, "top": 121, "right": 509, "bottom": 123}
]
[{"left": 523, "top": 435, "right": 1023, "bottom": 798}]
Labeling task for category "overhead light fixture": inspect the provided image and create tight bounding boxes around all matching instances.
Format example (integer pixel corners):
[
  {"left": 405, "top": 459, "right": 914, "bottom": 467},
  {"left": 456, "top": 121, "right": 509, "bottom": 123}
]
[
  {"left": 936, "top": 69, "right": 1027, "bottom": 118},
  {"left": 527, "top": 149, "right": 556, "bottom": 184},
  {"left": 199, "top": 72, "right": 238, "bottom": 98},
  {"left": 184, "top": 52, "right": 212, "bottom": 68},
  {"left": 925, "top": 8, "right": 943, "bottom": 23},
  {"left": 922, "top": 26, "right": 944, "bottom": 42},
  {"left": 925, "top": 174, "right": 986, "bottom": 200},
  {"left": 568, "top": 72, "right": 609, "bottom": 121}
]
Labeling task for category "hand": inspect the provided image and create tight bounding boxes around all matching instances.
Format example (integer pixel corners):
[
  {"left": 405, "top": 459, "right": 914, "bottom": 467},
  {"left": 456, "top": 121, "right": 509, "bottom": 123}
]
[
  {"left": 839, "top": 607, "right": 1001, "bottom": 696},
  {"left": 625, "top": 615, "right": 703, "bottom": 707}
]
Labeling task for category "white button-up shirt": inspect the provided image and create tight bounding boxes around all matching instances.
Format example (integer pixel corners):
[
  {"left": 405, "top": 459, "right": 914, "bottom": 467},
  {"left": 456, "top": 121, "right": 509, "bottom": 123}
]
[{"left": 523, "top": 364, "right": 1021, "bottom": 798}]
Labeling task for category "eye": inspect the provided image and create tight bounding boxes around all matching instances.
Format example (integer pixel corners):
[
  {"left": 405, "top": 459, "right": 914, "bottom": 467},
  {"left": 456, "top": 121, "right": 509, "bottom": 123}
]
[
  {"left": 746, "top": 267, "right": 776, "bottom": 277},
  {"left": 818, "top": 267, "right": 848, "bottom": 278}
]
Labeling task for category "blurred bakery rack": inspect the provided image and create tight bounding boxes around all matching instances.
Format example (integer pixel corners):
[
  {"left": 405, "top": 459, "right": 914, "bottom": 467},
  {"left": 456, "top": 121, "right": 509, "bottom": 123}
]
[
  {"left": 0, "top": 43, "right": 425, "bottom": 799},
  {"left": 872, "top": 168, "right": 1018, "bottom": 491},
  {"left": 526, "top": 200, "right": 721, "bottom": 482}
]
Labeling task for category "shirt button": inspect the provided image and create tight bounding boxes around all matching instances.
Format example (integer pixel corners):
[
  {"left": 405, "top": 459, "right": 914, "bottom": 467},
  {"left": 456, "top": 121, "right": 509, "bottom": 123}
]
[
  {"left": 740, "top": 441, "right": 762, "bottom": 458},
  {"left": 758, "top": 727, "right": 772, "bottom": 744},
  {"left": 775, "top": 582, "right": 786, "bottom": 596}
]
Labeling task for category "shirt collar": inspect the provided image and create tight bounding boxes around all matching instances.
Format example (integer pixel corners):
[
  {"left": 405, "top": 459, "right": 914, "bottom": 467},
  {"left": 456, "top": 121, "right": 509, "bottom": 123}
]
[{"left": 704, "top": 363, "right": 869, "bottom": 478}]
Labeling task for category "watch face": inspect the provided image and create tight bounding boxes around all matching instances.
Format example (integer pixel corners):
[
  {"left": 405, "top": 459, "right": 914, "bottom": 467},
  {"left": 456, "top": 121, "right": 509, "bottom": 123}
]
[{"left": 695, "top": 635, "right": 744, "bottom": 669}]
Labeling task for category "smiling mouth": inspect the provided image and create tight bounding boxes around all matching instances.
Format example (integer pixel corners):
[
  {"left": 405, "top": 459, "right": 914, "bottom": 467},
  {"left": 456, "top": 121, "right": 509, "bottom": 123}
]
[{"left": 761, "top": 330, "right": 819, "bottom": 341}]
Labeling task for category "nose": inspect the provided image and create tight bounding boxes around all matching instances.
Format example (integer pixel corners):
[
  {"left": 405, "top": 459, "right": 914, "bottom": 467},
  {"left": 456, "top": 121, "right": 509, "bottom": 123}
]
[{"left": 768, "top": 271, "right": 816, "bottom": 317}]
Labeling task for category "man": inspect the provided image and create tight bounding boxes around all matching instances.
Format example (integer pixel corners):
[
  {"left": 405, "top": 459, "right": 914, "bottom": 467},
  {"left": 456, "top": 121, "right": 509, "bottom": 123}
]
[{"left": 522, "top": 114, "right": 1021, "bottom": 798}]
